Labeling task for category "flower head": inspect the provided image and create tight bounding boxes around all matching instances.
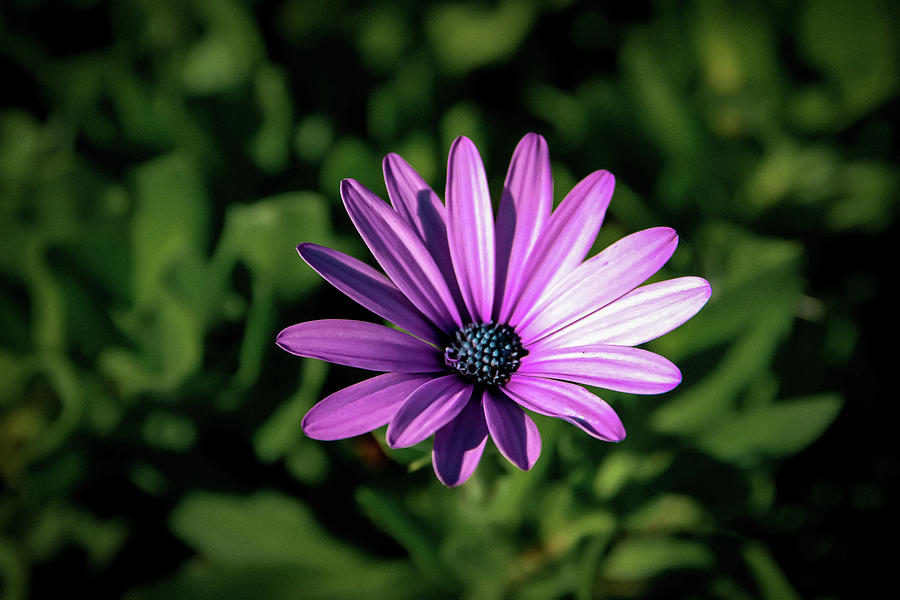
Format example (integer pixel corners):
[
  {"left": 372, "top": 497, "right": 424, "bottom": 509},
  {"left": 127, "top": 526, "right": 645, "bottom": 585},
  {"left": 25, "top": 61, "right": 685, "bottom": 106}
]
[{"left": 277, "top": 133, "right": 710, "bottom": 486}]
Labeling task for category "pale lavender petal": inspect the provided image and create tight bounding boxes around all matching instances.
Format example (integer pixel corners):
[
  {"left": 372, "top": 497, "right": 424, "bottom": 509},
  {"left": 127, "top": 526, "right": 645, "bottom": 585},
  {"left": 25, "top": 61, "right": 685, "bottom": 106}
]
[
  {"left": 493, "top": 133, "right": 552, "bottom": 319},
  {"left": 482, "top": 387, "right": 541, "bottom": 471},
  {"left": 298, "top": 243, "right": 442, "bottom": 344},
  {"left": 432, "top": 396, "right": 489, "bottom": 487},
  {"left": 519, "top": 344, "right": 681, "bottom": 394},
  {"left": 516, "top": 227, "right": 679, "bottom": 344},
  {"left": 503, "top": 374, "right": 626, "bottom": 441},
  {"left": 535, "top": 277, "right": 712, "bottom": 350},
  {"left": 446, "top": 136, "right": 495, "bottom": 323},
  {"left": 386, "top": 375, "right": 473, "bottom": 448},
  {"left": 341, "top": 178, "right": 462, "bottom": 332},
  {"left": 501, "top": 170, "right": 615, "bottom": 323},
  {"left": 382, "top": 154, "right": 469, "bottom": 320},
  {"left": 276, "top": 319, "right": 443, "bottom": 372},
  {"left": 302, "top": 373, "right": 435, "bottom": 440}
]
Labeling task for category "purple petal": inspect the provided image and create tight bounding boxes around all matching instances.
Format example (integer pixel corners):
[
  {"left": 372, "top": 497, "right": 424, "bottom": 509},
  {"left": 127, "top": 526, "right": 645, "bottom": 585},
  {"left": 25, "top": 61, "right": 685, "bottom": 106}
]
[
  {"left": 519, "top": 344, "right": 682, "bottom": 394},
  {"left": 383, "top": 153, "right": 448, "bottom": 250},
  {"left": 298, "top": 243, "right": 442, "bottom": 344},
  {"left": 501, "top": 170, "right": 615, "bottom": 323},
  {"left": 382, "top": 154, "right": 469, "bottom": 320},
  {"left": 503, "top": 374, "right": 626, "bottom": 441},
  {"left": 386, "top": 375, "right": 473, "bottom": 448},
  {"left": 432, "top": 396, "right": 489, "bottom": 486},
  {"left": 516, "top": 227, "right": 679, "bottom": 344},
  {"left": 276, "top": 319, "right": 443, "bottom": 372},
  {"left": 446, "top": 136, "right": 495, "bottom": 323},
  {"left": 493, "top": 133, "right": 552, "bottom": 320},
  {"left": 483, "top": 387, "right": 541, "bottom": 471},
  {"left": 302, "top": 373, "right": 435, "bottom": 440},
  {"left": 341, "top": 178, "right": 462, "bottom": 332},
  {"left": 535, "top": 277, "right": 712, "bottom": 350}
]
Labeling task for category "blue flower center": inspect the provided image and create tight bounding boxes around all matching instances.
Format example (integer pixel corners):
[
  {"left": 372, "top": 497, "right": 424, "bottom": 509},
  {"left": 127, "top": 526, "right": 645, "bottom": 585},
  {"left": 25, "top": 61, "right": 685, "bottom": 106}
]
[{"left": 444, "top": 322, "right": 527, "bottom": 386}]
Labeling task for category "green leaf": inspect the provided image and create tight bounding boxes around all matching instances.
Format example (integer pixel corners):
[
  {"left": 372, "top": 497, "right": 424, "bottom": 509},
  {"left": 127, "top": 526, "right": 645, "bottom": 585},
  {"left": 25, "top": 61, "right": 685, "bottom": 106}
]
[
  {"left": 209, "top": 191, "right": 335, "bottom": 390},
  {"left": 100, "top": 289, "right": 204, "bottom": 395},
  {"left": 216, "top": 192, "right": 332, "bottom": 295},
  {"left": 827, "top": 161, "right": 899, "bottom": 233},
  {"left": 603, "top": 537, "right": 714, "bottom": 580},
  {"left": 743, "top": 542, "right": 801, "bottom": 600},
  {"left": 525, "top": 84, "right": 588, "bottom": 147},
  {"left": 799, "top": 0, "right": 897, "bottom": 115},
  {"left": 426, "top": 0, "right": 537, "bottom": 74},
  {"left": 691, "top": 1, "right": 780, "bottom": 95},
  {"left": 357, "top": 6, "right": 411, "bottom": 71},
  {"left": 621, "top": 32, "right": 701, "bottom": 159},
  {"left": 249, "top": 65, "right": 293, "bottom": 173},
  {"left": 283, "top": 442, "right": 328, "bottom": 485},
  {"left": 163, "top": 492, "right": 431, "bottom": 600},
  {"left": 180, "top": 0, "right": 263, "bottom": 95},
  {"left": 440, "top": 103, "right": 489, "bottom": 157},
  {"left": 130, "top": 562, "right": 430, "bottom": 600},
  {"left": 130, "top": 153, "right": 209, "bottom": 307},
  {"left": 142, "top": 410, "right": 196, "bottom": 452},
  {"left": 294, "top": 114, "right": 335, "bottom": 163},
  {"left": 592, "top": 449, "right": 673, "bottom": 500},
  {"left": 107, "top": 69, "right": 168, "bottom": 147},
  {"left": 652, "top": 304, "right": 793, "bottom": 434},
  {"left": 319, "top": 138, "right": 382, "bottom": 195},
  {"left": 170, "top": 491, "right": 369, "bottom": 569},
  {"left": 625, "top": 494, "right": 711, "bottom": 533},
  {"left": 694, "top": 393, "right": 842, "bottom": 464},
  {"left": 253, "top": 359, "right": 328, "bottom": 463},
  {"left": 356, "top": 487, "right": 445, "bottom": 580}
]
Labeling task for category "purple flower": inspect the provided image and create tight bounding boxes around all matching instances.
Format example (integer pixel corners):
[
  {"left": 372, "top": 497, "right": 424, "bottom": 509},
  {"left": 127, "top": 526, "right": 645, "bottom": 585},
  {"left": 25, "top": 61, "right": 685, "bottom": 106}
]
[{"left": 277, "top": 133, "right": 710, "bottom": 486}]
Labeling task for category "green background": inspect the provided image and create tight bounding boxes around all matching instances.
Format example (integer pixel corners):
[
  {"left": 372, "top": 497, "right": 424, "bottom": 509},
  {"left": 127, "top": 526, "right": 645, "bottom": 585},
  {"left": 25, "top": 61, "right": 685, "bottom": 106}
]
[{"left": 1, "top": 0, "right": 896, "bottom": 598}]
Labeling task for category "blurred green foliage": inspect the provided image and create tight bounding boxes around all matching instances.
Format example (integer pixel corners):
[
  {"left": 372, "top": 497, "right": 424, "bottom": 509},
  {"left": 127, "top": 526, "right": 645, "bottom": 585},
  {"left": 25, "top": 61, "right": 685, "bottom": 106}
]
[{"left": 1, "top": 0, "right": 896, "bottom": 598}]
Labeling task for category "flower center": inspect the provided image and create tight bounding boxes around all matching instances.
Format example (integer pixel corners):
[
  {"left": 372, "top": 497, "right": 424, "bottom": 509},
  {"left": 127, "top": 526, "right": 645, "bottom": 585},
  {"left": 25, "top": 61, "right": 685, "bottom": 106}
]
[{"left": 444, "top": 322, "right": 527, "bottom": 386}]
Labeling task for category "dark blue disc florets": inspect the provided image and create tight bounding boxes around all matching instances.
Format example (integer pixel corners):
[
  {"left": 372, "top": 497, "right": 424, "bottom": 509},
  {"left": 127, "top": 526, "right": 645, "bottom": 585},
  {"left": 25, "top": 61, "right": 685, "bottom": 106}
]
[{"left": 444, "top": 322, "right": 527, "bottom": 386}]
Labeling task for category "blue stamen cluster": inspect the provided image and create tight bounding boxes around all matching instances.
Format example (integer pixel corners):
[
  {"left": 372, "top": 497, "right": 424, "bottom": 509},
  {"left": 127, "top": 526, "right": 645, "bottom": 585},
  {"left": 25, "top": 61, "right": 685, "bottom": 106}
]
[{"left": 444, "top": 322, "right": 527, "bottom": 386}]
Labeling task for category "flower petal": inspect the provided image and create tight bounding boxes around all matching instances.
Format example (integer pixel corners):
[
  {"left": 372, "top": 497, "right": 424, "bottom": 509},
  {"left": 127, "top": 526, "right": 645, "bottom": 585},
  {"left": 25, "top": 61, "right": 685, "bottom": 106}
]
[
  {"left": 502, "top": 170, "right": 614, "bottom": 323},
  {"left": 276, "top": 319, "right": 443, "bottom": 372},
  {"left": 535, "top": 277, "right": 712, "bottom": 350},
  {"left": 517, "top": 227, "right": 679, "bottom": 344},
  {"left": 302, "top": 373, "right": 435, "bottom": 440},
  {"left": 483, "top": 387, "right": 541, "bottom": 471},
  {"left": 382, "top": 154, "right": 470, "bottom": 320},
  {"left": 341, "top": 178, "right": 462, "bottom": 332},
  {"left": 503, "top": 374, "right": 625, "bottom": 441},
  {"left": 493, "top": 133, "right": 552, "bottom": 320},
  {"left": 519, "top": 344, "right": 681, "bottom": 394},
  {"left": 383, "top": 152, "right": 448, "bottom": 251},
  {"left": 386, "top": 375, "right": 473, "bottom": 448},
  {"left": 432, "top": 396, "right": 489, "bottom": 487},
  {"left": 298, "top": 243, "right": 442, "bottom": 344},
  {"left": 446, "top": 136, "right": 495, "bottom": 323}
]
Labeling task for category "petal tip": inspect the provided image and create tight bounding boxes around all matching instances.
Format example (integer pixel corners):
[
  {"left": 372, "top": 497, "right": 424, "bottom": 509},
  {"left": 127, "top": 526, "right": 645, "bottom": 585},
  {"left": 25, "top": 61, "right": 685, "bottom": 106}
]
[
  {"left": 339, "top": 177, "right": 364, "bottom": 198},
  {"left": 519, "top": 131, "right": 547, "bottom": 148},
  {"left": 274, "top": 326, "right": 295, "bottom": 352},
  {"left": 432, "top": 457, "right": 472, "bottom": 487},
  {"left": 449, "top": 135, "right": 480, "bottom": 158},
  {"left": 382, "top": 152, "right": 405, "bottom": 176},
  {"left": 662, "top": 365, "right": 683, "bottom": 392},
  {"left": 300, "top": 413, "right": 325, "bottom": 440},
  {"left": 384, "top": 423, "right": 401, "bottom": 448}
]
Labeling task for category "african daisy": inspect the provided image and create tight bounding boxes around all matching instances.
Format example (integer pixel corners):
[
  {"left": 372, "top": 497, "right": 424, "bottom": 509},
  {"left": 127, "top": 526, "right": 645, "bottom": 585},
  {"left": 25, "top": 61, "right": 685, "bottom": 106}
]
[{"left": 277, "top": 133, "right": 710, "bottom": 486}]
